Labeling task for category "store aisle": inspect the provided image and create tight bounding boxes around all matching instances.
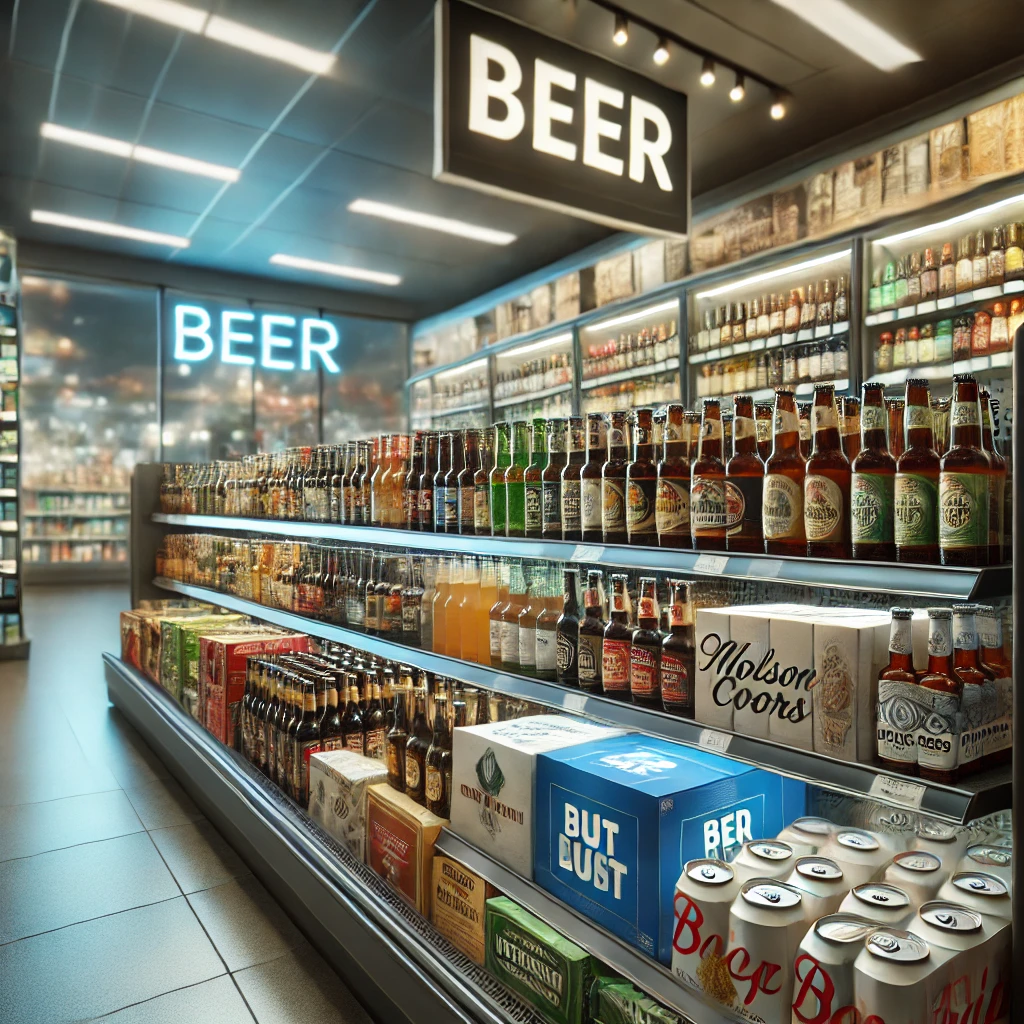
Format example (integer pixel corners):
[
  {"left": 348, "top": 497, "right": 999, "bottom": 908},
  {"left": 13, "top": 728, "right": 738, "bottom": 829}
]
[{"left": 0, "top": 585, "right": 373, "bottom": 1024}]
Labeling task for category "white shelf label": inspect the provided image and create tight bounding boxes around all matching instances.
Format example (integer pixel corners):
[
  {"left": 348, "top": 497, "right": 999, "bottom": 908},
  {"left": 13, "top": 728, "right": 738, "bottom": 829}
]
[
  {"left": 1003, "top": 279, "right": 1024, "bottom": 294},
  {"left": 720, "top": 345, "right": 733, "bottom": 358},
  {"left": 897, "top": 306, "right": 916, "bottom": 320},
  {"left": 974, "top": 285, "right": 1002, "bottom": 301},
  {"left": 876, "top": 310, "right": 896, "bottom": 323},
  {"left": 733, "top": 341, "right": 751, "bottom": 354},
  {"left": 864, "top": 313, "right": 881, "bottom": 327},
  {"left": 916, "top": 300, "right": 937, "bottom": 314},
  {"left": 814, "top": 324, "right": 832, "bottom": 338},
  {"left": 750, "top": 338, "right": 766, "bottom": 351},
  {"left": 781, "top": 332, "right": 798, "bottom": 346},
  {"left": 698, "top": 728, "right": 733, "bottom": 754},
  {"left": 693, "top": 553, "right": 729, "bottom": 575},
  {"left": 831, "top": 321, "right": 849, "bottom": 336},
  {"left": 562, "top": 691, "right": 588, "bottom": 715},
  {"left": 757, "top": 559, "right": 784, "bottom": 578},
  {"left": 796, "top": 328, "right": 814, "bottom": 342},
  {"left": 688, "top": 352, "right": 706, "bottom": 365},
  {"left": 937, "top": 296, "right": 957, "bottom": 309},
  {"left": 989, "top": 351, "right": 1012, "bottom": 368},
  {"left": 868, "top": 774, "right": 925, "bottom": 809},
  {"left": 570, "top": 544, "right": 605, "bottom": 563}
]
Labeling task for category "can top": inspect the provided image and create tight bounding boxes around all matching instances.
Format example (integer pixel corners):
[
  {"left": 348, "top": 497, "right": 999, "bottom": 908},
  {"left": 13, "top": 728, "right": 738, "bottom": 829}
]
[
  {"left": 893, "top": 851, "right": 942, "bottom": 874},
  {"left": 789, "top": 816, "right": 834, "bottom": 838},
  {"left": 919, "top": 902, "right": 982, "bottom": 934},
  {"left": 966, "top": 844, "right": 1012, "bottom": 867},
  {"left": 950, "top": 871, "right": 1008, "bottom": 898},
  {"left": 814, "top": 914, "right": 876, "bottom": 945},
  {"left": 836, "top": 830, "right": 880, "bottom": 852},
  {"left": 741, "top": 880, "right": 802, "bottom": 910},
  {"left": 852, "top": 883, "right": 911, "bottom": 910},
  {"left": 795, "top": 856, "right": 844, "bottom": 882},
  {"left": 915, "top": 820, "right": 958, "bottom": 843},
  {"left": 866, "top": 929, "right": 930, "bottom": 963},
  {"left": 684, "top": 859, "right": 735, "bottom": 886},
  {"left": 746, "top": 840, "right": 794, "bottom": 862}
]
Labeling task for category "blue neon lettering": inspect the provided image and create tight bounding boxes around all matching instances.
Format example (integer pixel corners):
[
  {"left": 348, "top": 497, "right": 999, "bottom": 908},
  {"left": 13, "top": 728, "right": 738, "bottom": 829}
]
[
  {"left": 221, "top": 311, "right": 256, "bottom": 366},
  {"left": 174, "top": 304, "right": 214, "bottom": 361},
  {"left": 301, "top": 318, "right": 340, "bottom": 373}
]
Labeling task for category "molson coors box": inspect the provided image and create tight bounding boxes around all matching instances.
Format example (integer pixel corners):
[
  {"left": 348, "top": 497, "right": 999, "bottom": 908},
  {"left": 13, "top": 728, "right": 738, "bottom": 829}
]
[
  {"left": 485, "top": 896, "right": 596, "bottom": 1024},
  {"left": 430, "top": 853, "right": 496, "bottom": 965},
  {"left": 450, "top": 716, "right": 625, "bottom": 879},
  {"left": 533, "top": 733, "right": 802, "bottom": 964}
]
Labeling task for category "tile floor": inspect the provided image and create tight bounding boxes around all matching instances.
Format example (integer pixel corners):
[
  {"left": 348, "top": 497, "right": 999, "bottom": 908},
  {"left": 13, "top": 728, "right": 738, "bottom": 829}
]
[{"left": 0, "top": 584, "right": 373, "bottom": 1024}]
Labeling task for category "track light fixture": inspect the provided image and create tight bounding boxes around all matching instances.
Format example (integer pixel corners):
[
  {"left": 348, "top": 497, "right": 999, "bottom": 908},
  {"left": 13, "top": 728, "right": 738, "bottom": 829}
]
[
  {"left": 699, "top": 57, "right": 716, "bottom": 86},
  {"left": 652, "top": 37, "right": 669, "bottom": 65},
  {"left": 770, "top": 91, "right": 789, "bottom": 119},
  {"left": 729, "top": 73, "right": 746, "bottom": 102},
  {"left": 612, "top": 13, "right": 628, "bottom": 45}
]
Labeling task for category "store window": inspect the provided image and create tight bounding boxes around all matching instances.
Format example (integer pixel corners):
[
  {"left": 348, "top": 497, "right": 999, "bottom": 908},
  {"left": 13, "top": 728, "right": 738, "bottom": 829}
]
[{"left": 20, "top": 274, "right": 159, "bottom": 566}]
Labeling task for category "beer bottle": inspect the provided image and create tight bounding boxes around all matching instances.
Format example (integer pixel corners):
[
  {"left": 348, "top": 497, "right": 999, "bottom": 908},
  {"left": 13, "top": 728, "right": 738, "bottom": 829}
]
[
  {"left": 282, "top": 673, "right": 301, "bottom": 797},
  {"left": 754, "top": 402, "right": 773, "bottom": 463},
  {"left": 542, "top": 419, "right": 567, "bottom": 540},
  {"left": 876, "top": 608, "right": 918, "bottom": 775},
  {"left": 404, "top": 689, "right": 431, "bottom": 805},
  {"left": 661, "top": 580, "right": 695, "bottom": 718},
  {"left": 763, "top": 390, "right": 806, "bottom": 555},
  {"left": 443, "top": 699, "right": 464, "bottom": 806},
  {"left": 341, "top": 681, "right": 364, "bottom": 755},
  {"left": 977, "top": 603, "right": 1011, "bottom": 768},
  {"left": 443, "top": 430, "right": 464, "bottom": 534},
  {"left": 320, "top": 673, "right": 344, "bottom": 751},
  {"left": 523, "top": 418, "right": 547, "bottom": 538},
  {"left": 425, "top": 692, "right": 450, "bottom": 817},
  {"left": 601, "top": 411, "right": 629, "bottom": 545},
  {"left": 517, "top": 564, "right": 540, "bottom": 677},
  {"left": 804, "top": 384, "right": 850, "bottom": 558},
  {"left": 489, "top": 422, "right": 511, "bottom": 536},
  {"left": 626, "top": 408, "right": 658, "bottom": 546},
  {"left": 561, "top": 416, "right": 586, "bottom": 541},
  {"left": 458, "top": 429, "right": 480, "bottom": 535},
  {"left": 725, "top": 394, "right": 764, "bottom": 553},
  {"left": 363, "top": 682, "right": 387, "bottom": 761},
  {"left": 979, "top": 390, "right": 1006, "bottom": 564},
  {"left": 293, "top": 679, "right": 321, "bottom": 805},
  {"left": 432, "top": 432, "right": 451, "bottom": 534},
  {"left": 555, "top": 567, "right": 581, "bottom": 688},
  {"left": 939, "top": 375, "right": 989, "bottom": 566},
  {"left": 851, "top": 383, "right": 896, "bottom": 561},
  {"left": 401, "top": 558, "right": 424, "bottom": 648},
  {"left": 504, "top": 420, "right": 530, "bottom": 538},
  {"left": 601, "top": 574, "right": 633, "bottom": 702},
  {"left": 840, "top": 396, "right": 862, "bottom": 463},
  {"left": 951, "top": 604, "right": 987, "bottom": 775},
  {"left": 386, "top": 683, "right": 409, "bottom": 791},
  {"left": 330, "top": 447, "right": 345, "bottom": 525},
  {"left": 370, "top": 436, "right": 387, "bottom": 527},
  {"left": 473, "top": 429, "right": 493, "bottom": 536},
  {"left": 910, "top": 609, "right": 958, "bottom": 784},
  {"left": 457, "top": 556, "right": 479, "bottom": 663},
  {"left": 535, "top": 566, "right": 561, "bottom": 683},
  {"left": 415, "top": 432, "right": 435, "bottom": 532},
  {"left": 500, "top": 561, "right": 527, "bottom": 671},
  {"left": 576, "top": 569, "right": 605, "bottom": 694},
  {"left": 629, "top": 577, "right": 662, "bottom": 709},
  {"left": 798, "top": 403, "right": 812, "bottom": 459},
  {"left": 488, "top": 558, "right": 510, "bottom": 669},
  {"left": 656, "top": 403, "right": 691, "bottom": 549},
  {"left": 690, "top": 399, "right": 727, "bottom": 550},
  {"left": 895, "top": 380, "right": 940, "bottom": 564}
]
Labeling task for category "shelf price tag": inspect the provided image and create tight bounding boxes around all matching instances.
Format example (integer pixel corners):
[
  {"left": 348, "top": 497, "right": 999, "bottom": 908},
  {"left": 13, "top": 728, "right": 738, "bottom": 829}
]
[
  {"left": 693, "top": 553, "right": 729, "bottom": 575},
  {"left": 916, "top": 300, "right": 937, "bottom": 314},
  {"left": 896, "top": 306, "right": 916, "bottom": 320},
  {"left": 698, "top": 728, "right": 732, "bottom": 754},
  {"left": 868, "top": 774, "right": 926, "bottom": 809},
  {"left": 937, "top": 296, "right": 957, "bottom": 310},
  {"left": 570, "top": 544, "right": 604, "bottom": 563},
  {"left": 562, "top": 691, "right": 588, "bottom": 715}
]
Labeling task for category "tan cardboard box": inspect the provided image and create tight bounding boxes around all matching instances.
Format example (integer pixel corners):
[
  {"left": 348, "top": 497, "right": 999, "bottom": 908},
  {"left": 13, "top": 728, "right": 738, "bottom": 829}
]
[{"left": 430, "top": 853, "right": 497, "bottom": 965}]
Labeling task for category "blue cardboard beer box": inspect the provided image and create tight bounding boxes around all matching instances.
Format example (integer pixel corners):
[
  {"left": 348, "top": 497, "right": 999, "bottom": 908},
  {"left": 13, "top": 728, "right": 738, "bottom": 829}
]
[{"left": 533, "top": 734, "right": 804, "bottom": 965}]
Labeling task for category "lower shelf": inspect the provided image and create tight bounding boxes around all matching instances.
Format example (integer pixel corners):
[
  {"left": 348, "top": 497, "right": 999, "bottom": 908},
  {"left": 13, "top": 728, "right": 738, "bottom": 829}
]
[{"left": 102, "top": 653, "right": 546, "bottom": 1024}]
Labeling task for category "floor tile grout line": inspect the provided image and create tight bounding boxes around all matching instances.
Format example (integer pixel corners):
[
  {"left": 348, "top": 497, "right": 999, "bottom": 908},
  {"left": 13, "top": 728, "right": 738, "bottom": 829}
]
[
  {"left": 0, "top": 785, "right": 124, "bottom": 809},
  {"left": 225, "top": 969, "right": 261, "bottom": 1024},
  {"left": 0, "top": 823, "right": 149, "bottom": 864},
  {"left": 79, "top": 973, "right": 235, "bottom": 1023}
]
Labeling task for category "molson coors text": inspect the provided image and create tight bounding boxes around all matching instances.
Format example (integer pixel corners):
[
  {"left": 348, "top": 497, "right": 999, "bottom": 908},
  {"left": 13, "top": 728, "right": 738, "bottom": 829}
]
[
  {"left": 449, "top": 716, "right": 625, "bottom": 878},
  {"left": 533, "top": 733, "right": 801, "bottom": 964},
  {"left": 791, "top": 914, "right": 875, "bottom": 1024}
]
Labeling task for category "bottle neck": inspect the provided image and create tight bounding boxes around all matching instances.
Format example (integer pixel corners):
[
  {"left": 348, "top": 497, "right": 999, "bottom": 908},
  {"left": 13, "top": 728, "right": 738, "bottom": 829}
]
[
  {"left": 811, "top": 399, "right": 842, "bottom": 453},
  {"left": 950, "top": 390, "right": 982, "bottom": 448},
  {"left": 771, "top": 403, "right": 800, "bottom": 453}
]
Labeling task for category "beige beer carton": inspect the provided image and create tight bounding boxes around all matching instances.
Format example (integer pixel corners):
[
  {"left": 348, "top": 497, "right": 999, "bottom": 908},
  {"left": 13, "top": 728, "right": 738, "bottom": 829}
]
[
  {"left": 694, "top": 607, "right": 735, "bottom": 731},
  {"left": 307, "top": 750, "right": 387, "bottom": 862}
]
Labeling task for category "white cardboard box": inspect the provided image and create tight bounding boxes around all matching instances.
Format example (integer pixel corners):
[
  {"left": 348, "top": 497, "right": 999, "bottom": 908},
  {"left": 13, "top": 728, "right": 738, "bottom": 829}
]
[
  {"left": 728, "top": 610, "right": 773, "bottom": 739},
  {"left": 694, "top": 607, "right": 735, "bottom": 730},
  {"left": 308, "top": 750, "right": 388, "bottom": 862},
  {"left": 767, "top": 613, "right": 816, "bottom": 751}
]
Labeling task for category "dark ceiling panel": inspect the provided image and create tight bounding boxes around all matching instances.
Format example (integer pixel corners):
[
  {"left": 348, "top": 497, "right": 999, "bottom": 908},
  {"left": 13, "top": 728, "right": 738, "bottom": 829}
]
[
  {"left": 269, "top": 75, "right": 380, "bottom": 148},
  {"left": 116, "top": 163, "right": 225, "bottom": 218},
  {"left": 9, "top": 0, "right": 75, "bottom": 71},
  {"left": 137, "top": 103, "right": 264, "bottom": 168},
  {"left": 335, "top": 100, "right": 433, "bottom": 176},
  {"left": 49, "top": 80, "right": 148, "bottom": 138}
]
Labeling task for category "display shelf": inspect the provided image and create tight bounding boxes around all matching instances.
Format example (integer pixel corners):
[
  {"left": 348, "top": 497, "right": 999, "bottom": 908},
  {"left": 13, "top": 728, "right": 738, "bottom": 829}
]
[
  {"left": 581, "top": 356, "right": 679, "bottom": 390},
  {"left": 0, "top": 488, "right": 15, "bottom": 498},
  {"left": 150, "top": 575, "right": 1010, "bottom": 824},
  {"left": 0, "top": 639, "right": 31, "bottom": 659},
  {"left": 102, "top": 653, "right": 548, "bottom": 1024},
  {"left": 24, "top": 486, "right": 130, "bottom": 496},
  {"left": 0, "top": 411, "right": 16, "bottom": 422},
  {"left": 871, "top": 351, "right": 1013, "bottom": 388},
  {"left": 0, "top": 454, "right": 18, "bottom": 463},
  {"left": 24, "top": 561, "right": 129, "bottom": 583},
  {"left": 0, "top": 520, "right": 16, "bottom": 532},
  {"left": 864, "top": 280, "right": 1023, "bottom": 326},
  {"left": 431, "top": 400, "right": 490, "bottom": 417},
  {"left": 22, "top": 509, "right": 131, "bottom": 517},
  {"left": 436, "top": 831, "right": 710, "bottom": 1024},
  {"left": 151, "top": 513, "right": 1008, "bottom": 599},
  {"left": 25, "top": 533, "right": 128, "bottom": 542},
  {"left": 688, "top": 323, "right": 850, "bottom": 366},
  {"left": 493, "top": 382, "right": 573, "bottom": 409}
]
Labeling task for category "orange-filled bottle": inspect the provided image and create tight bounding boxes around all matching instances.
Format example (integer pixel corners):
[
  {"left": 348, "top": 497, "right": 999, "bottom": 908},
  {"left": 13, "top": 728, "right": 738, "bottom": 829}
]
[
  {"left": 442, "top": 556, "right": 463, "bottom": 658},
  {"left": 431, "top": 556, "right": 450, "bottom": 655},
  {"left": 477, "top": 557, "right": 497, "bottom": 665},
  {"left": 458, "top": 556, "right": 480, "bottom": 664}
]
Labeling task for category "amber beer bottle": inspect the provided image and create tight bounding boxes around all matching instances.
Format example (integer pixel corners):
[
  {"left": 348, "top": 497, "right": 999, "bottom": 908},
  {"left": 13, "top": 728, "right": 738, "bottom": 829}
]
[
  {"left": 840, "top": 395, "right": 862, "bottom": 463},
  {"left": 939, "top": 375, "right": 990, "bottom": 566},
  {"left": 626, "top": 409, "right": 658, "bottom": 546},
  {"left": 580, "top": 413, "right": 607, "bottom": 543},
  {"left": 979, "top": 390, "right": 1006, "bottom": 564},
  {"left": 577, "top": 569, "right": 606, "bottom": 694},
  {"left": 404, "top": 431, "right": 423, "bottom": 530},
  {"left": 541, "top": 419, "right": 567, "bottom": 540},
  {"left": 798, "top": 402, "right": 812, "bottom": 459},
  {"left": 690, "top": 399, "right": 728, "bottom": 550},
  {"left": 804, "top": 384, "right": 851, "bottom": 558},
  {"left": 656, "top": 403, "right": 691, "bottom": 549},
  {"left": 851, "top": 383, "right": 896, "bottom": 561},
  {"left": 660, "top": 580, "right": 695, "bottom": 718},
  {"left": 601, "top": 412, "right": 629, "bottom": 545},
  {"left": 554, "top": 567, "right": 580, "bottom": 688},
  {"left": 725, "top": 395, "right": 764, "bottom": 553},
  {"left": 754, "top": 402, "right": 773, "bottom": 463},
  {"left": 601, "top": 574, "right": 633, "bottom": 701},
  {"left": 473, "top": 430, "right": 492, "bottom": 537},
  {"left": 916, "top": 609, "right": 960, "bottom": 784},
  {"left": 385, "top": 685, "right": 409, "bottom": 791},
  {"left": 763, "top": 390, "right": 806, "bottom": 556},
  {"left": 895, "top": 380, "right": 940, "bottom": 564},
  {"left": 458, "top": 429, "right": 480, "bottom": 535},
  {"left": 875, "top": 608, "right": 918, "bottom": 775},
  {"left": 629, "top": 578, "right": 662, "bottom": 708},
  {"left": 416, "top": 432, "right": 437, "bottom": 533},
  {"left": 560, "top": 416, "right": 585, "bottom": 541}
]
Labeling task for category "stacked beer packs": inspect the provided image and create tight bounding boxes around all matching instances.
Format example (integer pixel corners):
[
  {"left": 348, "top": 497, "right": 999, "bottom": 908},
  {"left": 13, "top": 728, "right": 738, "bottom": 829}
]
[{"left": 307, "top": 749, "right": 387, "bottom": 861}]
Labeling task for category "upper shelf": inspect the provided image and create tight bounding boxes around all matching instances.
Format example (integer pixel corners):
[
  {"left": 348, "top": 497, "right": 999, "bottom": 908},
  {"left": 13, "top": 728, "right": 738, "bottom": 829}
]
[
  {"left": 151, "top": 513, "right": 1009, "bottom": 600},
  {"left": 581, "top": 356, "right": 680, "bottom": 390},
  {"left": 864, "top": 279, "right": 1024, "bottom": 327}
]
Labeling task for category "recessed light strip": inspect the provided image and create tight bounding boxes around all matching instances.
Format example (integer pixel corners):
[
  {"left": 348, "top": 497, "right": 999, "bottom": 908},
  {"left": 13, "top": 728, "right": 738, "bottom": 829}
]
[
  {"left": 434, "top": 357, "right": 488, "bottom": 380},
  {"left": 873, "top": 192, "right": 1024, "bottom": 247},
  {"left": 499, "top": 332, "right": 574, "bottom": 357},
  {"left": 348, "top": 199, "right": 516, "bottom": 246},
  {"left": 269, "top": 253, "right": 401, "bottom": 287},
  {"left": 31, "top": 210, "right": 190, "bottom": 248},
  {"left": 585, "top": 299, "right": 679, "bottom": 332},
  {"left": 695, "top": 249, "right": 852, "bottom": 299}
]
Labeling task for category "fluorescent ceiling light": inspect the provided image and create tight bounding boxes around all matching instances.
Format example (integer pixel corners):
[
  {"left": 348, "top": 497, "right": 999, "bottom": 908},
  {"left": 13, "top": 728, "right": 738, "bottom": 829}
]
[
  {"left": 434, "top": 357, "right": 487, "bottom": 380},
  {"left": 499, "top": 332, "right": 573, "bottom": 357},
  {"left": 874, "top": 192, "right": 1024, "bottom": 247},
  {"left": 41, "top": 123, "right": 240, "bottom": 182},
  {"left": 768, "top": 0, "right": 921, "bottom": 72},
  {"left": 93, "top": 0, "right": 336, "bottom": 75},
  {"left": 695, "top": 249, "right": 851, "bottom": 299},
  {"left": 31, "top": 209, "right": 190, "bottom": 248},
  {"left": 585, "top": 299, "right": 678, "bottom": 332},
  {"left": 270, "top": 253, "right": 401, "bottom": 287},
  {"left": 348, "top": 199, "right": 516, "bottom": 246}
]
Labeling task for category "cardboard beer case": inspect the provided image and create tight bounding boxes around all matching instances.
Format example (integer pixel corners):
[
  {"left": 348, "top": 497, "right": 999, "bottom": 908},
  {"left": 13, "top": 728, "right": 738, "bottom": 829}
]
[
  {"left": 307, "top": 750, "right": 387, "bottom": 862},
  {"left": 159, "top": 613, "right": 244, "bottom": 701},
  {"left": 533, "top": 734, "right": 804, "bottom": 964},
  {"left": 430, "top": 853, "right": 497, "bottom": 965},
  {"left": 449, "top": 715, "right": 626, "bottom": 879},
  {"left": 694, "top": 607, "right": 735, "bottom": 730}
]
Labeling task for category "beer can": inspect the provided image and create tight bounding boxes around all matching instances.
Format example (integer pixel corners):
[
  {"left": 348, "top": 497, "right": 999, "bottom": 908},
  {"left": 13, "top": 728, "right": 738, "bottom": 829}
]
[
  {"left": 731, "top": 840, "right": 796, "bottom": 885},
  {"left": 837, "top": 882, "right": 914, "bottom": 927},
  {"left": 820, "top": 829, "right": 891, "bottom": 887},
  {"left": 671, "top": 859, "right": 740, "bottom": 1004},
  {"left": 776, "top": 816, "right": 834, "bottom": 858},
  {"left": 791, "top": 913, "right": 874, "bottom": 1024},
  {"left": 727, "top": 879, "right": 808, "bottom": 1024},
  {"left": 956, "top": 844, "right": 1012, "bottom": 891},
  {"left": 786, "top": 856, "right": 848, "bottom": 919},
  {"left": 853, "top": 928, "right": 937, "bottom": 1024},
  {"left": 882, "top": 851, "right": 945, "bottom": 905},
  {"left": 914, "top": 818, "right": 971, "bottom": 869},
  {"left": 935, "top": 871, "right": 1011, "bottom": 921}
]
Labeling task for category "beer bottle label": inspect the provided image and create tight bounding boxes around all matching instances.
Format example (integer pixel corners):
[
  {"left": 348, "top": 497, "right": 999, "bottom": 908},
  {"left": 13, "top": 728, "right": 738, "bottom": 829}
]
[
  {"left": 915, "top": 688, "right": 959, "bottom": 771},
  {"left": 561, "top": 479, "right": 581, "bottom": 532},
  {"left": 524, "top": 483, "right": 543, "bottom": 530},
  {"left": 425, "top": 765, "right": 443, "bottom": 803},
  {"left": 905, "top": 404, "right": 933, "bottom": 430},
  {"left": 894, "top": 473, "right": 938, "bottom": 548},
  {"left": 938, "top": 472, "right": 989, "bottom": 549},
  {"left": 755, "top": 417, "right": 771, "bottom": 445},
  {"left": 581, "top": 479, "right": 603, "bottom": 531},
  {"left": 444, "top": 487, "right": 459, "bottom": 527},
  {"left": 365, "top": 727, "right": 386, "bottom": 761},
  {"left": 489, "top": 619, "right": 502, "bottom": 660},
  {"left": 660, "top": 651, "right": 690, "bottom": 706},
  {"left": 500, "top": 620, "right": 519, "bottom": 663},
  {"left": 578, "top": 633, "right": 602, "bottom": 684},
  {"left": 433, "top": 489, "right": 446, "bottom": 528},
  {"left": 725, "top": 477, "right": 763, "bottom": 536},
  {"left": 602, "top": 638, "right": 631, "bottom": 693},
  {"left": 804, "top": 474, "right": 844, "bottom": 542},
  {"left": 474, "top": 484, "right": 491, "bottom": 531},
  {"left": 459, "top": 484, "right": 475, "bottom": 530},
  {"left": 555, "top": 631, "right": 576, "bottom": 676},
  {"left": 876, "top": 680, "right": 921, "bottom": 766},
  {"left": 322, "top": 737, "right": 345, "bottom": 752},
  {"left": 763, "top": 474, "right": 803, "bottom": 540},
  {"left": 850, "top": 473, "right": 894, "bottom": 544},
  {"left": 601, "top": 478, "right": 626, "bottom": 533},
  {"left": 689, "top": 476, "right": 727, "bottom": 534},
  {"left": 345, "top": 732, "right": 365, "bottom": 756},
  {"left": 774, "top": 409, "right": 799, "bottom": 435},
  {"left": 542, "top": 481, "right": 562, "bottom": 531},
  {"left": 951, "top": 399, "right": 980, "bottom": 426},
  {"left": 958, "top": 682, "right": 985, "bottom": 767},
  {"left": 405, "top": 756, "right": 421, "bottom": 792},
  {"left": 626, "top": 478, "right": 657, "bottom": 535},
  {"left": 299, "top": 741, "right": 321, "bottom": 799},
  {"left": 536, "top": 629, "right": 557, "bottom": 672},
  {"left": 629, "top": 645, "right": 659, "bottom": 696},
  {"left": 402, "top": 600, "right": 420, "bottom": 635},
  {"left": 518, "top": 623, "right": 537, "bottom": 667},
  {"left": 387, "top": 741, "right": 401, "bottom": 778},
  {"left": 655, "top": 478, "right": 689, "bottom": 534}
]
